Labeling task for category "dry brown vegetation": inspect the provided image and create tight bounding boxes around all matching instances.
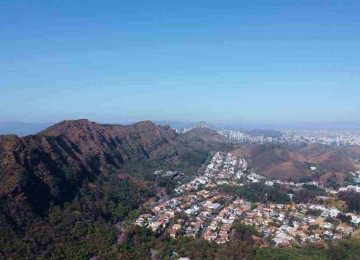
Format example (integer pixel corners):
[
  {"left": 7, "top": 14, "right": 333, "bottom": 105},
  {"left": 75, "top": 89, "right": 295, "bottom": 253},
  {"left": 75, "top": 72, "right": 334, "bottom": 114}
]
[{"left": 234, "top": 143, "right": 359, "bottom": 182}]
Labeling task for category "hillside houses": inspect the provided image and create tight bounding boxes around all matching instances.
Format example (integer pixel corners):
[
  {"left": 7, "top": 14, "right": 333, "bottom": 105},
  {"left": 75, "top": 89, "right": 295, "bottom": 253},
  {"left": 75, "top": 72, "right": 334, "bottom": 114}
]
[{"left": 134, "top": 151, "right": 360, "bottom": 247}]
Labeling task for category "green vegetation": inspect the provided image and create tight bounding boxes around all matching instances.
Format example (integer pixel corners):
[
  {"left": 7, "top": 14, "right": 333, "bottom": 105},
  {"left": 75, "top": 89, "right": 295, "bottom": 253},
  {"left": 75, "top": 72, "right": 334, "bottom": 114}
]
[
  {"left": 219, "top": 183, "right": 291, "bottom": 204},
  {"left": 293, "top": 184, "right": 326, "bottom": 204},
  {"left": 118, "top": 223, "right": 257, "bottom": 260},
  {"left": 0, "top": 172, "right": 154, "bottom": 259},
  {"left": 2, "top": 168, "right": 360, "bottom": 259},
  {"left": 255, "top": 246, "right": 328, "bottom": 260},
  {"left": 338, "top": 191, "right": 360, "bottom": 213},
  {"left": 118, "top": 226, "right": 360, "bottom": 260}
]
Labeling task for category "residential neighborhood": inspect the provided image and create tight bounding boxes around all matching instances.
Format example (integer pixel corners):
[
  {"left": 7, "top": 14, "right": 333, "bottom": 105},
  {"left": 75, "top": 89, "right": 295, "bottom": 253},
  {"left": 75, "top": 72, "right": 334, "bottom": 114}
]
[{"left": 134, "top": 152, "right": 360, "bottom": 247}]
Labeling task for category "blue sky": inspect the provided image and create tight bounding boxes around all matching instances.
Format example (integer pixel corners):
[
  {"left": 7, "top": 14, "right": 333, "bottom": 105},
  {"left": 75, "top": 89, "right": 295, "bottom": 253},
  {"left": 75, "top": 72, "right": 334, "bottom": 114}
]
[{"left": 1, "top": 0, "right": 359, "bottom": 126}]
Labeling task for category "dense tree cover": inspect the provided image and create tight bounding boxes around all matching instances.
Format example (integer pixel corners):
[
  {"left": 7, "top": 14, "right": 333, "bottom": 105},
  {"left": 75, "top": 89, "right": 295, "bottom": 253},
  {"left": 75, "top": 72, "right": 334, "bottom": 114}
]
[
  {"left": 117, "top": 225, "right": 360, "bottom": 260},
  {"left": 338, "top": 191, "right": 360, "bottom": 213},
  {"left": 327, "top": 238, "right": 360, "bottom": 260},
  {"left": 232, "top": 220, "right": 261, "bottom": 240},
  {"left": 292, "top": 184, "right": 326, "bottom": 204},
  {"left": 0, "top": 173, "right": 154, "bottom": 259},
  {"left": 219, "top": 183, "right": 290, "bottom": 204},
  {"left": 255, "top": 246, "right": 328, "bottom": 260},
  {"left": 156, "top": 176, "right": 178, "bottom": 195},
  {"left": 118, "top": 223, "right": 257, "bottom": 260},
  {"left": 302, "top": 184, "right": 326, "bottom": 194}
]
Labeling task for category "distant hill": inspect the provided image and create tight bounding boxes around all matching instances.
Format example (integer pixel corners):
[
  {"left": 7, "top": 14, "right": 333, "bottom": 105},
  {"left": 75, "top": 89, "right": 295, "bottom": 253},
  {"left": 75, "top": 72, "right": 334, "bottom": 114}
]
[
  {"left": 155, "top": 121, "right": 283, "bottom": 137},
  {"left": 193, "top": 121, "right": 214, "bottom": 129},
  {"left": 243, "top": 129, "right": 283, "bottom": 138},
  {"left": 234, "top": 144, "right": 307, "bottom": 181},
  {"left": 154, "top": 120, "right": 195, "bottom": 130},
  {"left": 178, "top": 127, "right": 233, "bottom": 145},
  {"left": 235, "top": 143, "right": 359, "bottom": 183},
  {"left": 294, "top": 144, "right": 357, "bottom": 172},
  {"left": 155, "top": 120, "right": 214, "bottom": 132}
]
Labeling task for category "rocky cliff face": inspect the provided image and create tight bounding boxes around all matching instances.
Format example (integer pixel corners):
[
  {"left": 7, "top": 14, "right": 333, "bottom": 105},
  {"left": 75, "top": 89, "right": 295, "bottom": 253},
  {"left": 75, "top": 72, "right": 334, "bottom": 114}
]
[
  {"left": 39, "top": 119, "right": 177, "bottom": 158},
  {"left": 0, "top": 120, "right": 179, "bottom": 212}
]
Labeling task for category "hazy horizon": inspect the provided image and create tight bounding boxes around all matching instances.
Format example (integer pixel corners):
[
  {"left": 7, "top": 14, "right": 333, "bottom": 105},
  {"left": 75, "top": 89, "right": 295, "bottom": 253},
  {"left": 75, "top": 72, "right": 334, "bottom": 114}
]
[{"left": 1, "top": 118, "right": 360, "bottom": 137}]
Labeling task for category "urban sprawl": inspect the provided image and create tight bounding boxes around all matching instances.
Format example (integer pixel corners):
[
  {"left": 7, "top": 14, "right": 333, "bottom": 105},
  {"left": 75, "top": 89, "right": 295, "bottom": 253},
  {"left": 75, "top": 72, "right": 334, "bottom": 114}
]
[
  {"left": 134, "top": 152, "right": 360, "bottom": 247},
  {"left": 219, "top": 130, "right": 360, "bottom": 147}
]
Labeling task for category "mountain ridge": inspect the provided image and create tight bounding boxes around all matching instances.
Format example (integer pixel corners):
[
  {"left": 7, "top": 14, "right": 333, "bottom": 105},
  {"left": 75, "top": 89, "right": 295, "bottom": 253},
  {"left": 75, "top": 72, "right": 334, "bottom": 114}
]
[{"left": 0, "top": 119, "right": 232, "bottom": 215}]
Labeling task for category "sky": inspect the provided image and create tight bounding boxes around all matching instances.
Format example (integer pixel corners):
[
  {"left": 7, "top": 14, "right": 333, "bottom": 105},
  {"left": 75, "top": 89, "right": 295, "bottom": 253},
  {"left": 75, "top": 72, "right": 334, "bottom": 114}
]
[{"left": 1, "top": 0, "right": 360, "bottom": 128}]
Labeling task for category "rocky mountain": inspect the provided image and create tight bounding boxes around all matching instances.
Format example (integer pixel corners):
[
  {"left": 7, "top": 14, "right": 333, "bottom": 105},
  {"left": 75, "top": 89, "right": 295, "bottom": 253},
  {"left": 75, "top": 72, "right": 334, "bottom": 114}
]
[
  {"left": 0, "top": 120, "right": 179, "bottom": 213},
  {"left": 0, "top": 120, "right": 232, "bottom": 215},
  {"left": 2, "top": 118, "right": 358, "bottom": 219}
]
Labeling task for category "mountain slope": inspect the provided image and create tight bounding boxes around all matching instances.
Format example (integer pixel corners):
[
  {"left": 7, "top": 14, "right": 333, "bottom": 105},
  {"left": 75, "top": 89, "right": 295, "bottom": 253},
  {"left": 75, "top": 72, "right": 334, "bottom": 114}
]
[
  {"left": 235, "top": 143, "right": 359, "bottom": 182},
  {"left": 0, "top": 120, "right": 180, "bottom": 213},
  {"left": 295, "top": 144, "right": 358, "bottom": 173},
  {"left": 0, "top": 121, "right": 233, "bottom": 216},
  {"left": 39, "top": 119, "right": 177, "bottom": 160},
  {"left": 234, "top": 144, "right": 307, "bottom": 181},
  {"left": 177, "top": 127, "right": 233, "bottom": 148}
]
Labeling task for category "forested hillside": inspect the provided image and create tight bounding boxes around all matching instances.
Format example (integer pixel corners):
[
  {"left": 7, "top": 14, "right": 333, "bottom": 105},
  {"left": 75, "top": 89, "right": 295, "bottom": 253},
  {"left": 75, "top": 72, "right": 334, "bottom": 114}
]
[{"left": 0, "top": 120, "right": 230, "bottom": 258}]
